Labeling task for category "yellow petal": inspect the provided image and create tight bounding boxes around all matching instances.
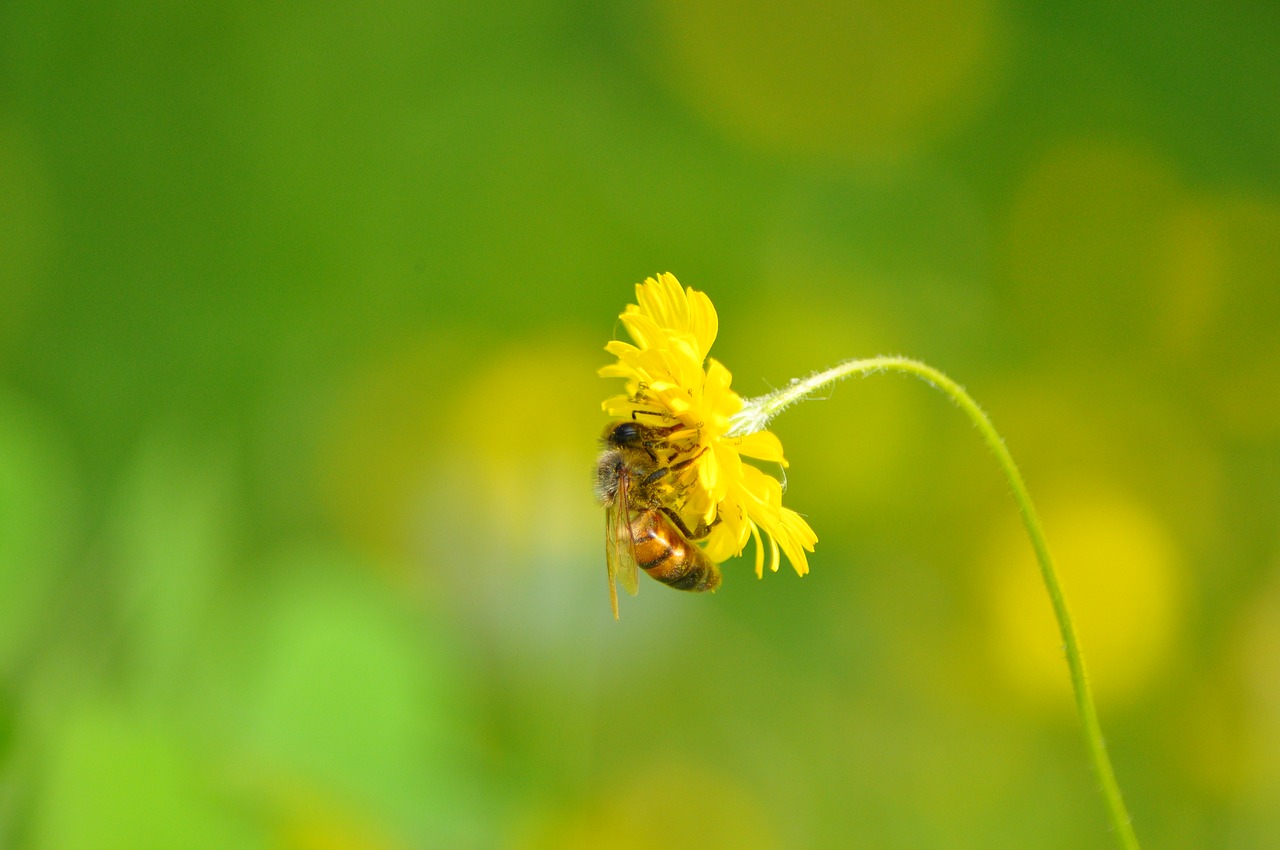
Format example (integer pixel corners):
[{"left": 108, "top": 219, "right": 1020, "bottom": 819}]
[
  {"left": 750, "top": 521, "right": 766, "bottom": 579},
  {"left": 686, "top": 286, "right": 719, "bottom": 359},
  {"left": 734, "top": 430, "right": 788, "bottom": 466}
]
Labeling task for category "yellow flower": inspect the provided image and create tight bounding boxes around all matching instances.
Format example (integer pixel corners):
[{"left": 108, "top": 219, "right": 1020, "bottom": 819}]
[{"left": 599, "top": 273, "right": 817, "bottom": 577}]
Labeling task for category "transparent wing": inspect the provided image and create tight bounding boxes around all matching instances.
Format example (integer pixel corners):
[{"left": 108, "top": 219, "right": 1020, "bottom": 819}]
[
  {"left": 604, "top": 471, "right": 639, "bottom": 620},
  {"left": 614, "top": 469, "right": 640, "bottom": 598},
  {"left": 605, "top": 502, "right": 620, "bottom": 620}
]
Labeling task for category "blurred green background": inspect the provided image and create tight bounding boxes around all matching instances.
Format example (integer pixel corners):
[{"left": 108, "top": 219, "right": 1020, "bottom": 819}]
[{"left": 2, "top": 1, "right": 1279, "bottom": 847}]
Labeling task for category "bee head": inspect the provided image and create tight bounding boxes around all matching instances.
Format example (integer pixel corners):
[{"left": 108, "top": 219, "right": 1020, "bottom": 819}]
[{"left": 605, "top": 420, "right": 645, "bottom": 449}]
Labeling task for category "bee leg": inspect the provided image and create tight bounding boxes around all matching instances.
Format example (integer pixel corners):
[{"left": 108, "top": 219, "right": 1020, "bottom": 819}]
[
  {"left": 635, "top": 417, "right": 687, "bottom": 446},
  {"left": 628, "top": 387, "right": 670, "bottom": 421},
  {"left": 666, "top": 446, "right": 707, "bottom": 473},
  {"left": 659, "top": 506, "right": 705, "bottom": 541},
  {"left": 681, "top": 512, "right": 721, "bottom": 541},
  {"left": 640, "top": 466, "right": 671, "bottom": 487}
]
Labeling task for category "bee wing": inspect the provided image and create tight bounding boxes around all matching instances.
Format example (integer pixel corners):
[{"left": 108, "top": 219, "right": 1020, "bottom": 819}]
[
  {"left": 605, "top": 501, "right": 620, "bottom": 620},
  {"left": 614, "top": 468, "right": 640, "bottom": 597},
  {"left": 605, "top": 471, "right": 640, "bottom": 620}
]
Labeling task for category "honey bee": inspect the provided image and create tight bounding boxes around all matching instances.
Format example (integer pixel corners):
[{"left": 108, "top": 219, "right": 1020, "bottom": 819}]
[{"left": 594, "top": 419, "right": 721, "bottom": 619}]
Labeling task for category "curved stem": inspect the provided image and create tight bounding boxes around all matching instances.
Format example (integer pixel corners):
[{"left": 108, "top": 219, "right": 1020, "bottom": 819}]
[{"left": 733, "top": 356, "right": 1139, "bottom": 850}]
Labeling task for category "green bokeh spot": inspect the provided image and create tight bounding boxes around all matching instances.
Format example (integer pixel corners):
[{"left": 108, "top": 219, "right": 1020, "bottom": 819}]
[
  {"left": 32, "top": 699, "right": 264, "bottom": 850},
  {"left": 237, "top": 546, "right": 476, "bottom": 835},
  {"left": 0, "top": 389, "right": 78, "bottom": 671}
]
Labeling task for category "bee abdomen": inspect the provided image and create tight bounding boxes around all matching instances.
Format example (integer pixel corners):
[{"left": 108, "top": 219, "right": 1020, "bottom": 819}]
[
  {"left": 633, "top": 516, "right": 722, "bottom": 593},
  {"left": 658, "top": 559, "right": 721, "bottom": 592}
]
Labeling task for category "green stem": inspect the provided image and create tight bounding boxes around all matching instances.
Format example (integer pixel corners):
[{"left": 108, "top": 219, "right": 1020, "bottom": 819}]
[{"left": 732, "top": 356, "right": 1139, "bottom": 850}]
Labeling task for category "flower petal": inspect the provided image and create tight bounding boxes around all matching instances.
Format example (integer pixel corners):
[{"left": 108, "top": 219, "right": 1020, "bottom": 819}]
[{"left": 734, "top": 431, "right": 788, "bottom": 466}]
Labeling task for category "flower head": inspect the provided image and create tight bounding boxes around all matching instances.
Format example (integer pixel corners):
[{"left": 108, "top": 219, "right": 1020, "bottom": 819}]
[{"left": 599, "top": 273, "right": 817, "bottom": 577}]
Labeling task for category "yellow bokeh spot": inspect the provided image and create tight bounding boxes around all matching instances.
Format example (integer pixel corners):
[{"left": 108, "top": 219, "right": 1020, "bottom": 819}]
[
  {"left": 315, "top": 334, "right": 601, "bottom": 578},
  {"left": 1007, "top": 139, "right": 1280, "bottom": 433},
  {"left": 651, "top": 0, "right": 1001, "bottom": 162},
  {"left": 1151, "top": 193, "right": 1280, "bottom": 435},
  {"left": 1004, "top": 139, "right": 1187, "bottom": 352},
  {"left": 1194, "top": 196, "right": 1280, "bottom": 436},
  {"left": 1176, "top": 674, "right": 1250, "bottom": 800},
  {"left": 513, "top": 759, "right": 778, "bottom": 850},
  {"left": 732, "top": 285, "right": 927, "bottom": 518},
  {"left": 315, "top": 336, "right": 470, "bottom": 567},
  {"left": 276, "top": 810, "right": 402, "bottom": 850},
  {"left": 440, "top": 340, "right": 603, "bottom": 573},
  {"left": 1233, "top": 572, "right": 1280, "bottom": 793},
  {"left": 984, "top": 487, "right": 1185, "bottom": 710},
  {"left": 1156, "top": 201, "right": 1228, "bottom": 357},
  {"left": 270, "top": 784, "right": 404, "bottom": 850}
]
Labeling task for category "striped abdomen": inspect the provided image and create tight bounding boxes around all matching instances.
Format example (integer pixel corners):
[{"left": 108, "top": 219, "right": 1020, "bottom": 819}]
[{"left": 630, "top": 510, "right": 722, "bottom": 593}]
